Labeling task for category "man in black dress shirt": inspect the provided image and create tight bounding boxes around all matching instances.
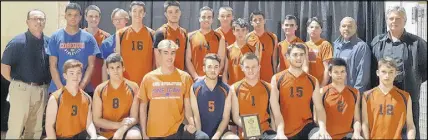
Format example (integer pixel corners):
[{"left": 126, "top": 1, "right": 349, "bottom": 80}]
[{"left": 1, "top": 9, "right": 51, "bottom": 139}]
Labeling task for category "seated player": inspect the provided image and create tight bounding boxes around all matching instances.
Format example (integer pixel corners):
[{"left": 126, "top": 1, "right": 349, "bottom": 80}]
[
  {"left": 45, "top": 59, "right": 104, "bottom": 139},
  {"left": 362, "top": 57, "right": 416, "bottom": 139},
  {"left": 317, "top": 58, "right": 363, "bottom": 139},
  {"left": 190, "top": 53, "right": 239, "bottom": 139},
  {"left": 270, "top": 43, "right": 331, "bottom": 139},
  {"left": 92, "top": 53, "right": 141, "bottom": 139},
  {"left": 230, "top": 52, "right": 277, "bottom": 139},
  {"left": 139, "top": 40, "right": 209, "bottom": 139}
]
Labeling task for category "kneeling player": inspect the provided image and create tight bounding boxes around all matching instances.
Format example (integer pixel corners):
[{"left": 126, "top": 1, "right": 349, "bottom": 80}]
[
  {"left": 190, "top": 53, "right": 239, "bottom": 139},
  {"left": 93, "top": 53, "right": 141, "bottom": 139},
  {"left": 45, "top": 59, "right": 103, "bottom": 139},
  {"left": 317, "top": 58, "right": 363, "bottom": 139},
  {"left": 231, "top": 52, "right": 277, "bottom": 139},
  {"left": 362, "top": 57, "right": 416, "bottom": 139}
]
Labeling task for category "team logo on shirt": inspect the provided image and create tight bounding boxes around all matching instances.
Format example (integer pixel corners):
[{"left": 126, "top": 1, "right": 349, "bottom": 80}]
[
  {"left": 60, "top": 42, "right": 85, "bottom": 56},
  {"left": 152, "top": 82, "right": 182, "bottom": 99}
]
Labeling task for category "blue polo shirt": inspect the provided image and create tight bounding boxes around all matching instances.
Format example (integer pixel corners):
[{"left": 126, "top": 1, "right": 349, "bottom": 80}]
[
  {"left": 333, "top": 35, "right": 371, "bottom": 93},
  {"left": 46, "top": 28, "right": 100, "bottom": 93}
]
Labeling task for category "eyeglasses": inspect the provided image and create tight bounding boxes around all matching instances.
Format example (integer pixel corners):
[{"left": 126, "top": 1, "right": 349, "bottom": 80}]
[
  {"left": 113, "top": 18, "right": 127, "bottom": 22},
  {"left": 29, "top": 18, "right": 46, "bottom": 22}
]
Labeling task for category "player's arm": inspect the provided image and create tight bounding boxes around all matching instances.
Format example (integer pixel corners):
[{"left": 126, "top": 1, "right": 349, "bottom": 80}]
[
  {"left": 313, "top": 87, "right": 324, "bottom": 124},
  {"left": 218, "top": 37, "right": 226, "bottom": 72},
  {"left": 139, "top": 78, "right": 149, "bottom": 139},
  {"left": 0, "top": 64, "right": 11, "bottom": 81},
  {"left": 185, "top": 36, "right": 199, "bottom": 80},
  {"left": 101, "top": 61, "right": 108, "bottom": 81},
  {"left": 222, "top": 58, "right": 229, "bottom": 84},
  {"left": 92, "top": 85, "right": 122, "bottom": 129},
  {"left": 406, "top": 96, "right": 416, "bottom": 139},
  {"left": 79, "top": 55, "right": 95, "bottom": 89},
  {"left": 212, "top": 90, "right": 232, "bottom": 139},
  {"left": 361, "top": 93, "right": 370, "bottom": 139},
  {"left": 49, "top": 56, "right": 64, "bottom": 89},
  {"left": 45, "top": 96, "right": 58, "bottom": 139},
  {"left": 312, "top": 79, "right": 331, "bottom": 138},
  {"left": 272, "top": 35, "right": 279, "bottom": 74},
  {"left": 184, "top": 96, "right": 195, "bottom": 127},
  {"left": 321, "top": 60, "right": 330, "bottom": 87},
  {"left": 352, "top": 91, "right": 363, "bottom": 139},
  {"left": 189, "top": 84, "right": 201, "bottom": 130},
  {"left": 230, "top": 86, "right": 242, "bottom": 127},
  {"left": 270, "top": 75, "right": 286, "bottom": 136},
  {"left": 86, "top": 96, "right": 98, "bottom": 139},
  {"left": 302, "top": 46, "right": 310, "bottom": 73}
]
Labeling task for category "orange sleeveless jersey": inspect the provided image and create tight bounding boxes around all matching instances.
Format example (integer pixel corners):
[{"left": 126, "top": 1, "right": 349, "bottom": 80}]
[
  {"left": 322, "top": 84, "right": 358, "bottom": 139},
  {"left": 233, "top": 79, "right": 272, "bottom": 134},
  {"left": 364, "top": 86, "right": 409, "bottom": 139},
  {"left": 273, "top": 70, "right": 316, "bottom": 137},
  {"left": 156, "top": 24, "right": 187, "bottom": 70},
  {"left": 96, "top": 80, "right": 136, "bottom": 138},
  {"left": 86, "top": 28, "right": 108, "bottom": 89},
  {"left": 246, "top": 31, "right": 277, "bottom": 82},
  {"left": 52, "top": 88, "right": 91, "bottom": 138},
  {"left": 278, "top": 37, "right": 304, "bottom": 71},
  {"left": 118, "top": 26, "right": 154, "bottom": 84},
  {"left": 215, "top": 27, "right": 235, "bottom": 47},
  {"left": 305, "top": 39, "right": 333, "bottom": 83},
  {"left": 189, "top": 30, "right": 222, "bottom": 76},
  {"left": 139, "top": 68, "right": 193, "bottom": 137},
  {"left": 226, "top": 43, "right": 256, "bottom": 85}
]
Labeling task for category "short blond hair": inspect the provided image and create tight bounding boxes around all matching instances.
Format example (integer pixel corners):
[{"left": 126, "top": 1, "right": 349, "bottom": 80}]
[
  {"left": 63, "top": 59, "right": 83, "bottom": 73},
  {"left": 157, "top": 40, "right": 178, "bottom": 50},
  {"left": 378, "top": 57, "right": 398, "bottom": 70},
  {"left": 111, "top": 8, "right": 129, "bottom": 20}
]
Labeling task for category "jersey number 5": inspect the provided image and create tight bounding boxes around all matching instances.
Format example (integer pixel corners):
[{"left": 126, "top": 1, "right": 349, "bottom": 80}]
[
  {"left": 209, "top": 101, "right": 215, "bottom": 112},
  {"left": 290, "top": 87, "right": 303, "bottom": 97}
]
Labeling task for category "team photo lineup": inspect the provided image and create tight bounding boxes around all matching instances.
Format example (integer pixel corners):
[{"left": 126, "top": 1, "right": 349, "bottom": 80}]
[{"left": 1, "top": 1, "right": 427, "bottom": 139}]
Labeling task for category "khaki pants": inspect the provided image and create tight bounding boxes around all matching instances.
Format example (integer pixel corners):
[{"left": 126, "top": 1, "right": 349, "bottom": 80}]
[{"left": 6, "top": 80, "right": 48, "bottom": 139}]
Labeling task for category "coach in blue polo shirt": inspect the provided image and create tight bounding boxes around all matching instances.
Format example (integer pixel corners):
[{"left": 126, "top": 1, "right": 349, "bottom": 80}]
[
  {"left": 1, "top": 9, "right": 51, "bottom": 139},
  {"left": 333, "top": 17, "right": 371, "bottom": 93}
]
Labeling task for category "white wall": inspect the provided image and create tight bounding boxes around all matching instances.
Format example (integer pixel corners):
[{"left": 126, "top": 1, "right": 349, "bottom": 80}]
[{"left": 1, "top": 1, "right": 69, "bottom": 58}]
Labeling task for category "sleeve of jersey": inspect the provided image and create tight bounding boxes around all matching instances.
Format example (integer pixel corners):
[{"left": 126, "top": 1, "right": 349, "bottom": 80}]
[
  {"left": 100, "top": 35, "right": 115, "bottom": 59},
  {"left": 47, "top": 34, "right": 59, "bottom": 57},
  {"left": 153, "top": 30, "right": 165, "bottom": 49},
  {"left": 321, "top": 41, "right": 333, "bottom": 61},
  {"left": 1, "top": 40, "right": 19, "bottom": 66},
  {"left": 88, "top": 35, "right": 101, "bottom": 57},
  {"left": 184, "top": 75, "right": 194, "bottom": 99},
  {"left": 139, "top": 76, "right": 149, "bottom": 103}
]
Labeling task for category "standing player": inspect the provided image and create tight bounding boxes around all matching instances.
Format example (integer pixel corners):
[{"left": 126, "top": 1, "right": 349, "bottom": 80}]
[
  {"left": 153, "top": 1, "right": 188, "bottom": 70},
  {"left": 223, "top": 18, "right": 257, "bottom": 85},
  {"left": 47, "top": 3, "right": 100, "bottom": 95},
  {"left": 45, "top": 59, "right": 101, "bottom": 139},
  {"left": 305, "top": 17, "right": 333, "bottom": 87},
  {"left": 84, "top": 5, "right": 111, "bottom": 91},
  {"left": 246, "top": 10, "right": 279, "bottom": 82},
  {"left": 318, "top": 58, "right": 363, "bottom": 139},
  {"left": 215, "top": 6, "right": 235, "bottom": 47},
  {"left": 186, "top": 6, "right": 226, "bottom": 81},
  {"left": 190, "top": 53, "right": 239, "bottom": 139},
  {"left": 278, "top": 15, "right": 306, "bottom": 72},
  {"left": 92, "top": 53, "right": 141, "bottom": 139},
  {"left": 270, "top": 43, "right": 331, "bottom": 139},
  {"left": 139, "top": 40, "right": 209, "bottom": 139},
  {"left": 230, "top": 52, "right": 277, "bottom": 139},
  {"left": 113, "top": 1, "right": 155, "bottom": 84},
  {"left": 100, "top": 8, "right": 129, "bottom": 81},
  {"left": 362, "top": 57, "right": 416, "bottom": 139}
]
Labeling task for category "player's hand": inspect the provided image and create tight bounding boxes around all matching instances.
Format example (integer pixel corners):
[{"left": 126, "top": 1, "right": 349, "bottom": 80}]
[
  {"left": 316, "top": 129, "right": 332, "bottom": 139},
  {"left": 102, "top": 31, "right": 111, "bottom": 38},
  {"left": 112, "top": 131, "right": 124, "bottom": 140},
  {"left": 185, "top": 124, "right": 197, "bottom": 134},
  {"left": 274, "top": 133, "right": 288, "bottom": 139},
  {"left": 79, "top": 83, "right": 85, "bottom": 90},
  {"left": 143, "top": 135, "right": 150, "bottom": 140},
  {"left": 194, "top": 76, "right": 204, "bottom": 81},
  {"left": 352, "top": 133, "right": 364, "bottom": 139},
  {"left": 120, "top": 118, "right": 133, "bottom": 126},
  {"left": 211, "top": 134, "right": 220, "bottom": 140}
]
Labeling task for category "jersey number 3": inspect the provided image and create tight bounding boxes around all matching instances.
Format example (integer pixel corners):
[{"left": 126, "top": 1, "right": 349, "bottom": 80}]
[
  {"left": 71, "top": 105, "right": 78, "bottom": 116},
  {"left": 209, "top": 101, "right": 215, "bottom": 112}
]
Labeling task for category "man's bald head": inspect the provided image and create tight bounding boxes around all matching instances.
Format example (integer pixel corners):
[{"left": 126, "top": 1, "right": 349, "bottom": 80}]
[{"left": 339, "top": 17, "right": 357, "bottom": 40}]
